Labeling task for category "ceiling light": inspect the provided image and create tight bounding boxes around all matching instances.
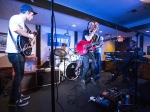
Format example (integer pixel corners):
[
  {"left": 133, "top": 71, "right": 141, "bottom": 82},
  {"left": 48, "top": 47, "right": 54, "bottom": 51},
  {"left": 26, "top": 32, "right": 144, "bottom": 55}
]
[
  {"left": 140, "top": 0, "right": 150, "bottom": 3},
  {"left": 146, "top": 30, "right": 150, "bottom": 32},
  {"left": 99, "top": 31, "right": 103, "bottom": 33},
  {"left": 72, "top": 24, "right": 76, "bottom": 27}
]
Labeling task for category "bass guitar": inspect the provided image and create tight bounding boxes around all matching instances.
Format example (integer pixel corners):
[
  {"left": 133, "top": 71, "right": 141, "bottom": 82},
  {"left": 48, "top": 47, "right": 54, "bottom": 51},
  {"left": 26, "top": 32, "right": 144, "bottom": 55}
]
[
  {"left": 17, "top": 24, "right": 37, "bottom": 56},
  {"left": 76, "top": 37, "right": 117, "bottom": 55}
]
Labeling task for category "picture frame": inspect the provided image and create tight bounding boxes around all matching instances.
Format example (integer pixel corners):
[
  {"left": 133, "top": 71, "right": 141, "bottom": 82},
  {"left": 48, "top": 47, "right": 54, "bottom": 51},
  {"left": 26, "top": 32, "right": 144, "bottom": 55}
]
[{"left": 0, "top": 32, "right": 7, "bottom": 53}]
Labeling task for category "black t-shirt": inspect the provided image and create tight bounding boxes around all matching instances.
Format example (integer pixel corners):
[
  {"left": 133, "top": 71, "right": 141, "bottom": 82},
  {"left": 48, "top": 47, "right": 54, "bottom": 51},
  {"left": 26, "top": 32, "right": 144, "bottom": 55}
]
[
  {"left": 82, "top": 30, "right": 89, "bottom": 41},
  {"left": 82, "top": 30, "right": 99, "bottom": 42}
]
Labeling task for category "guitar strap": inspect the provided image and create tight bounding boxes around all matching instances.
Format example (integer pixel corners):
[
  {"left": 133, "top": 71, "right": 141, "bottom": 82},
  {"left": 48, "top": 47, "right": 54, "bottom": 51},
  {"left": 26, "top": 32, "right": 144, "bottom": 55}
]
[
  {"left": 8, "top": 28, "right": 20, "bottom": 52},
  {"left": 25, "top": 24, "right": 31, "bottom": 33}
]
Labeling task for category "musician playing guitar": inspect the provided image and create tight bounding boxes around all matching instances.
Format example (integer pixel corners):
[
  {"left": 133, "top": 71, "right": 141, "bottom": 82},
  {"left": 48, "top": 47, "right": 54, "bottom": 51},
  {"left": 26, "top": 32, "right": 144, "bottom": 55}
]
[
  {"left": 79, "top": 21, "right": 99, "bottom": 89},
  {"left": 5, "top": 4, "right": 37, "bottom": 107}
]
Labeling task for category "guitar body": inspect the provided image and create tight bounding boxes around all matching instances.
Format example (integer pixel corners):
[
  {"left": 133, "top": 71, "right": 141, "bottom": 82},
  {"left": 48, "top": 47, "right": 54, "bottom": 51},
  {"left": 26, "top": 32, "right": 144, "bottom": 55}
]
[
  {"left": 76, "top": 40, "right": 95, "bottom": 55},
  {"left": 76, "top": 37, "right": 117, "bottom": 55},
  {"left": 17, "top": 35, "right": 35, "bottom": 56}
]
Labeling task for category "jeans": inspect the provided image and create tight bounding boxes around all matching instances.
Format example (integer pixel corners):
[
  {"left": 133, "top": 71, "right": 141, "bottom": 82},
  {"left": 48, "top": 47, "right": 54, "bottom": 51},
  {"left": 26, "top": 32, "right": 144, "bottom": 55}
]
[
  {"left": 95, "top": 52, "right": 101, "bottom": 75},
  {"left": 81, "top": 52, "right": 95, "bottom": 80},
  {"left": 8, "top": 53, "right": 25, "bottom": 102}
]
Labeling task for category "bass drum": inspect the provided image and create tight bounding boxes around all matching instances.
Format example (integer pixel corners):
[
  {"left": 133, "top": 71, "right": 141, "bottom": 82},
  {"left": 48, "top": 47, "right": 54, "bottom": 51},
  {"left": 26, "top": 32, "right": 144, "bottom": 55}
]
[
  {"left": 59, "top": 61, "right": 70, "bottom": 75},
  {"left": 66, "top": 63, "right": 78, "bottom": 80}
]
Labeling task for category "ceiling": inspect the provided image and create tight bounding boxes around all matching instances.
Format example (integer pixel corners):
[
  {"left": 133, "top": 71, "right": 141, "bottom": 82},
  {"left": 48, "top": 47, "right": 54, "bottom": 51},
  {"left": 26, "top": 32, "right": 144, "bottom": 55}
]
[{"left": 0, "top": 0, "right": 150, "bottom": 37}]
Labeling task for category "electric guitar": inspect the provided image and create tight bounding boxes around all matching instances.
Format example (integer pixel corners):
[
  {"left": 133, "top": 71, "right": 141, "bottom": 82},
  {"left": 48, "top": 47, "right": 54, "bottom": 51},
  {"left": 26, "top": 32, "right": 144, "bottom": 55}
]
[
  {"left": 16, "top": 24, "right": 37, "bottom": 56},
  {"left": 76, "top": 37, "right": 117, "bottom": 55}
]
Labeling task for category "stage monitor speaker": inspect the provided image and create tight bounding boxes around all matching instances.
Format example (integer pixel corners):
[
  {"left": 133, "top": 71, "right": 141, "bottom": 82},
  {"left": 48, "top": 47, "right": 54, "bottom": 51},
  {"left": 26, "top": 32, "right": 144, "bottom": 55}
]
[
  {"left": 137, "top": 80, "right": 150, "bottom": 101},
  {"left": 21, "top": 71, "right": 37, "bottom": 91},
  {"left": 36, "top": 67, "right": 60, "bottom": 87}
]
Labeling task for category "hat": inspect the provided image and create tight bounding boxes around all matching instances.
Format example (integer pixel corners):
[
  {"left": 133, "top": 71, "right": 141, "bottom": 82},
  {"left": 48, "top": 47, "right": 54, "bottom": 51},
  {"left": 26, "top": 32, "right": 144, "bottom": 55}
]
[
  {"left": 20, "top": 4, "right": 37, "bottom": 15},
  {"left": 62, "top": 43, "right": 67, "bottom": 47}
]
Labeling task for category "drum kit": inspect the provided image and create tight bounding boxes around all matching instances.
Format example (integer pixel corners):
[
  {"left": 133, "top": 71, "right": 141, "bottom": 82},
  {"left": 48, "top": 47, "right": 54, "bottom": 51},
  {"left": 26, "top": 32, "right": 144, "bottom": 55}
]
[{"left": 54, "top": 48, "right": 79, "bottom": 81}]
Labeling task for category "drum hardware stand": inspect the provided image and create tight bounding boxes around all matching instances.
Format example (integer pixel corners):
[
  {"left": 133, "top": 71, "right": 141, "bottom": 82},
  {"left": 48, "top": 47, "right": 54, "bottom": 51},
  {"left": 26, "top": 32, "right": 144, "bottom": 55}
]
[
  {"left": 133, "top": 34, "right": 141, "bottom": 109},
  {"left": 62, "top": 58, "right": 66, "bottom": 81}
]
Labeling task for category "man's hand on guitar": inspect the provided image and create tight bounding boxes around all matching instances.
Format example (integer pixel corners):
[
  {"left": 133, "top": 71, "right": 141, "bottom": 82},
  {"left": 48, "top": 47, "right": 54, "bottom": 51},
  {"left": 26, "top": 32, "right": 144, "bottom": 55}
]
[
  {"left": 33, "top": 31, "right": 38, "bottom": 36},
  {"left": 99, "top": 41, "right": 104, "bottom": 47}
]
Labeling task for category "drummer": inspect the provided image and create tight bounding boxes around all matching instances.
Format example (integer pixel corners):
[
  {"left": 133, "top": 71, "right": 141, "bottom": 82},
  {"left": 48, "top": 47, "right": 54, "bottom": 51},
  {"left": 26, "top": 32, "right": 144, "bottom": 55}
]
[{"left": 58, "top": 43, "right": 70, "bottom": 62}]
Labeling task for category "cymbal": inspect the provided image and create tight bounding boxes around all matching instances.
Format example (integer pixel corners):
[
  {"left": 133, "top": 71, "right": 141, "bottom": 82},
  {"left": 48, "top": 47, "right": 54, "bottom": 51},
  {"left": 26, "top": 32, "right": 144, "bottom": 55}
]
[{"left": 54, "top": 48, "right": 67, "bottom": 57}]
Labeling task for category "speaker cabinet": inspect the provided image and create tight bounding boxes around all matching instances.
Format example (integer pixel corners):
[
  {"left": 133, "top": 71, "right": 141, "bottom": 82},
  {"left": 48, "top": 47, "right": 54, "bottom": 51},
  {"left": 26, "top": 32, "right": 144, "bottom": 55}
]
[
  {"left": 137, "top": 80, "right": 150, "bottom": 101},
  {"left": 36, "top": 67, "right": 60, "bottom": 87},
  {"left": 21, "top": 71, "right": 37, "bottom": 91}
]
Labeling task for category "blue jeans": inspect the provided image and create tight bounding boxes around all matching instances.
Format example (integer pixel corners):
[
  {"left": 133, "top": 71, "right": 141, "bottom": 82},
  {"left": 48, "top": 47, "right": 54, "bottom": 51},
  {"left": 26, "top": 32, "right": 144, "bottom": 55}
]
[
  {"left": 95, "top": 52, "right": 101, "bottom": 75},
  {"left": 8, "top": 53, "right": 25, "bottom": 102},
  {"left": 81, "top": 52, "right": 95, "bottom": 80}
]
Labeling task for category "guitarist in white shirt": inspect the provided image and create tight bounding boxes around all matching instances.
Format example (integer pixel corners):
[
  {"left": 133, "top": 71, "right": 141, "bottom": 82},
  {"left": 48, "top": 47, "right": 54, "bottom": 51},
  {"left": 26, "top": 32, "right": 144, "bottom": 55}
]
[
  {"left": 5, "top": 4, "right": 37, "bottom": 107},
  {"left": 80, "top": 21, "right": 99, "bottom": 89}
]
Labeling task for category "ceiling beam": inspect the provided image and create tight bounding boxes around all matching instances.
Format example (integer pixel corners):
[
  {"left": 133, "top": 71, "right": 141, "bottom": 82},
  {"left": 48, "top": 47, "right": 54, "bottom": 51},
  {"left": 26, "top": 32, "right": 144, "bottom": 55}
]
[
  {"left": 130, "top": 23, "right": 150, "bottom": 30},
  {"left": 16, "top": 0, "right": 135, "bottom": 32}
]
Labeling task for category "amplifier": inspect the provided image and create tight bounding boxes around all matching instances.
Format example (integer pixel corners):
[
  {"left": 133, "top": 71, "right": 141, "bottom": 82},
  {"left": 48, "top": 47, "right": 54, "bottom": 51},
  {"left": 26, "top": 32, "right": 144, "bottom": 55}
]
[{"left": 36, "top": 67, "right": 60, "bottom": 87}]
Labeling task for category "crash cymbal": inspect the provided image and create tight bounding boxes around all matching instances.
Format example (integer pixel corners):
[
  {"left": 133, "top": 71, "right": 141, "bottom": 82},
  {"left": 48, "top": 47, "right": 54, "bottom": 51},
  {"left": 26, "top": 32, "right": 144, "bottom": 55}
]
[{"left": 54, "top": 48, "right": 67, "bottom": 57}]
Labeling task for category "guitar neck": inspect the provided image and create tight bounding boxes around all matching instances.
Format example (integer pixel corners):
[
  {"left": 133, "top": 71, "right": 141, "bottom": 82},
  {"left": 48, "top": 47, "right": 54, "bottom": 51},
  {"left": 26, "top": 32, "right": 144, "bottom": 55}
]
[{"left": 91, "top": 41, "right": 99, "bottom": 46}]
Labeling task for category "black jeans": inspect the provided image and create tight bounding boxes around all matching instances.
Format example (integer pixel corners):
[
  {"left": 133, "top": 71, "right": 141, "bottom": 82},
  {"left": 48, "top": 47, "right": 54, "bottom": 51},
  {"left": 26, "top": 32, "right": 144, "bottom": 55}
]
[{"left": 8, "top": 53, "right": 25, "bottom": 102}]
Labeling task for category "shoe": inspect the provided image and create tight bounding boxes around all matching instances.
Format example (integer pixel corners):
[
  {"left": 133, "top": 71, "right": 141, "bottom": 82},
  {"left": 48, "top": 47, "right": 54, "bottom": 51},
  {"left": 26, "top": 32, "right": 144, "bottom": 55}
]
[
  {"left": 81, "top": 80, "right": 86, "bottom": 89},
  {"left": 8, "top": 99, "right": 29, "bottom": 107},
  {"left": 91, "top": 78, "right": 97, "bottom": 85},
  {"left": 21, "top": 94, "right": 30, "bottom": 101}
]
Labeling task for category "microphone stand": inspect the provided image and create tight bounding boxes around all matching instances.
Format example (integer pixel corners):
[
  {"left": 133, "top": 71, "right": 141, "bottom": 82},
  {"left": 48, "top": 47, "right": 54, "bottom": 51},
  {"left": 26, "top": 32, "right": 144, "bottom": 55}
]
[
  {"left": 50, "top": 0, "right": 55, "bottom": 112},
  {"left": 134, "top": 36, "right": 139, "bottom": 109}
]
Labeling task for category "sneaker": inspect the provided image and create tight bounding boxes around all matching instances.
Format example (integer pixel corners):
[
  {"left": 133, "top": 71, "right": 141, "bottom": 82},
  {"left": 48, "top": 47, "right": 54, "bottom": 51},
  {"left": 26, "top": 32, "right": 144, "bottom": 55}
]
[
  {"left": 91, "top": 78, "right": 97, "bottom": 85},
  {"left": 8, "top": 99, "right": 29, "bottom": 107},
  {"left": 81, "top": 80, "right": 86, "bottom": 89},
  {"left": 21, "top": 94, "right": 30, "bottom": 101}
]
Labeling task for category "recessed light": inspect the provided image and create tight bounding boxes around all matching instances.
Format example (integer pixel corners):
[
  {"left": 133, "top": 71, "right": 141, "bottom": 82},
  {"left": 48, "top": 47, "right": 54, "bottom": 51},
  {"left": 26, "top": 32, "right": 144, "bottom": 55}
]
[
  {"left": 99, "top": 31, "right": 102, "bottom": 33},
  {"left": 72, "top": 24, "right": 76, "bottom": 27}
]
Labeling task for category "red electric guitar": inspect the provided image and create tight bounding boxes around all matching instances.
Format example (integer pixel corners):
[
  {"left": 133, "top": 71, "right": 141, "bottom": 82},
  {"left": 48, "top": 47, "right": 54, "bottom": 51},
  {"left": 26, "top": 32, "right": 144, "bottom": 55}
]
[{"left": 76, "top": 37, "right": 117, "bottom": 55}]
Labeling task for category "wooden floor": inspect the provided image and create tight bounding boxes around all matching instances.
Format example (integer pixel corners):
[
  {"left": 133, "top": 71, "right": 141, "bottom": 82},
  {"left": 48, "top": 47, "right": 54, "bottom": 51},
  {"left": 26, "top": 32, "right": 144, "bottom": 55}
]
[{"left": 0, "top": 72, "right": 150, "bottom": 112}]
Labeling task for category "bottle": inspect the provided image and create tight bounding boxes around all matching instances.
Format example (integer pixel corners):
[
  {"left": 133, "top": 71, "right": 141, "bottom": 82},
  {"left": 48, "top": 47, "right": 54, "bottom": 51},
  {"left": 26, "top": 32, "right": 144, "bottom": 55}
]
[
  {"left": 117, "top": 101, "right": 122, "bottom": 112},
  {"left": 125, "top": 94, "right": 130, "bottom": 104}
]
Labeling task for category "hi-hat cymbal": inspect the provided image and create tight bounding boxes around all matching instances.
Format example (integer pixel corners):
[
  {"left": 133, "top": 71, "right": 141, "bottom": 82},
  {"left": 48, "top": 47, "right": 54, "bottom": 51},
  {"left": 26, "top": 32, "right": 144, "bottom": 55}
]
[{"left": 54, "top": 48, "right": 67, "bottom": 57}]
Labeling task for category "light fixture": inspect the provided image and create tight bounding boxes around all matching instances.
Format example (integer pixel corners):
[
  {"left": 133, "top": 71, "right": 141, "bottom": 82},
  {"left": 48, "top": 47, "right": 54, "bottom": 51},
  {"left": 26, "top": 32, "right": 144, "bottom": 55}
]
[
  {"left": 72, "top": 24, "right": 76, "bottom": 27},
  {"left": 118, "top": 36, "right": 123, "bottom": 42},
  {"left": 99, "top": 31, "right": 103, "bottom": 33},
  {"left": 140, "top": 0, "right": 150, "bottom": 3}
]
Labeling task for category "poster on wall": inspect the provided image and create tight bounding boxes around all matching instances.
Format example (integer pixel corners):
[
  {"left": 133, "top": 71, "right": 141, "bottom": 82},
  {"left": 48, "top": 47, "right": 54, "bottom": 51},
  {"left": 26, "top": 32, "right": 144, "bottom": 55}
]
[{"left": 47, "top": 33, "right": 71, "bottom": 47}]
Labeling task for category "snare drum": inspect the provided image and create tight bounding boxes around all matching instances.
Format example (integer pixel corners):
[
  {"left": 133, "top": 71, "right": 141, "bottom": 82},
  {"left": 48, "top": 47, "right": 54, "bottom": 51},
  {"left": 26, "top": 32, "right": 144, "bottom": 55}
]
[{"left": 66, "top": 63, "right": 78, "bottom": 80}]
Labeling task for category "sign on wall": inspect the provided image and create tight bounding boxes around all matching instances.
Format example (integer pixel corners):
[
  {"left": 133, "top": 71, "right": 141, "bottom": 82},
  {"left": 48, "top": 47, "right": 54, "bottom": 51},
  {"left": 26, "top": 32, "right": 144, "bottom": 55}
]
[{"left": 47, "top": 33, "right": 71, "bottom": 47}]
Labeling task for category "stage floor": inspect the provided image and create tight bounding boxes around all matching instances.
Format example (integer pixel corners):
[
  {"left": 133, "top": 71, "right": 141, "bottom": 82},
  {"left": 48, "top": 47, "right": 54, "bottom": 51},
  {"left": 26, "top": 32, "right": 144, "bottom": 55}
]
[{"left": 0, "top": 72, "right": 149, "bottom": 112}]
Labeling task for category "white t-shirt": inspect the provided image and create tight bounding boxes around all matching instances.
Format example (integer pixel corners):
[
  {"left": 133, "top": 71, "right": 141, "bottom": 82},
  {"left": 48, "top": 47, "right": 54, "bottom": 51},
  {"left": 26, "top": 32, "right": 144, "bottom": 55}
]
[{"left": 5, "top": 14, "right": 26, "bottom": 53}]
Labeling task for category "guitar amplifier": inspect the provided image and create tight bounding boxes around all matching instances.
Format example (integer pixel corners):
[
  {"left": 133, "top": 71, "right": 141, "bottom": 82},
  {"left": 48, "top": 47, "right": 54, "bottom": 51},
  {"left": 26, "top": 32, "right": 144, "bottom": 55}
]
[{"left": 36, "top": 67, "right": 60, "bottom": 87}]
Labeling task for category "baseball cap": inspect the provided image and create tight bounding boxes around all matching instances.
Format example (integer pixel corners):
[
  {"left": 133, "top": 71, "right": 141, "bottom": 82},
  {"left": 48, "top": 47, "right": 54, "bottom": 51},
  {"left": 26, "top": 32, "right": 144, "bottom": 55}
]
[{"left": 20, "top": 4, "right": 37, "bottom": 15}]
